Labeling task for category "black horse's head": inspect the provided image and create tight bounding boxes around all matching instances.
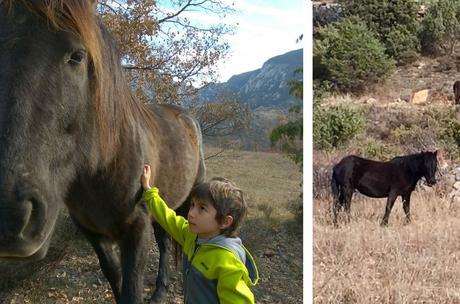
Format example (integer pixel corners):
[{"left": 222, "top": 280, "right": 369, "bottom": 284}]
[
  {"left": 423, "top": 150, "right": 438, "bottom": 186},
  {"left": 0, "top": 0, "right": 111, "bottom": 260}
]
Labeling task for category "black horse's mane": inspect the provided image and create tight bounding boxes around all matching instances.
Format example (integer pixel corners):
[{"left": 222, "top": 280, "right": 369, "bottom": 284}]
[{"left": 390, "top": 152, "right": 436, "bottom": 175}]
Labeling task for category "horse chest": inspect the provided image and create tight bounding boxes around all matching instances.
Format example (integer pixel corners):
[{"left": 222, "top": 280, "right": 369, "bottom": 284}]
[{"left": 65, "top": 191, "right": 136, "bottom": 239}]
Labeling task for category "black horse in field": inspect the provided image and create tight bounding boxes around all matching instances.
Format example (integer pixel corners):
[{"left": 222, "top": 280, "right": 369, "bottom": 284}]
[
  {"left": 0, "top": 1, "right": 205, "bottom": 303},
  {"left": 454, "top": 80, "right": 460, "bottom": 104},
  {"left": 331, "top": 151, "right": 438, "bottom": 226}
]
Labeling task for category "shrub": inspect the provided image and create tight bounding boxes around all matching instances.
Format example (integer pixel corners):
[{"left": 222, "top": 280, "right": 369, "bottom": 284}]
[
  {"left": 420, "top": 0, "right": 460, "bottom": 55},
  {"left": 386, "top": 25, "right": 420, "bottom": 64},
  {"left": 423, "top": 108, "right": 460, "bottom": 158},
  {"left": 313, "top": 104, "right": 364, "bottom": 150},
  {"left": 386, "top": 107, "right": 460, "bottom": 159},
  {"left": 351, "top": 136, "right": 403, "bottom": 160},
  {"left": 340, "top": 0, "right": 420, "bottom": 61},
  {"left": 314, "top": 17, "right": 396, "bottom": 92},
  {"left": 390, "top": 125, "right": 439, "bottom": 152}
]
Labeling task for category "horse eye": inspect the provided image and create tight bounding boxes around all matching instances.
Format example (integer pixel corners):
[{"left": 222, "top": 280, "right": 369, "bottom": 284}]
[{"left": 68, "top": 50, "right": 86, "bottom": 65}]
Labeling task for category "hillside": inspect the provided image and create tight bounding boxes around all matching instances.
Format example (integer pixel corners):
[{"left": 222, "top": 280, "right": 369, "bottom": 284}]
[
  {"left": 199, "top": 49, "right": 303, "bottom": 110},
  {"left": 199, "top": 49, "right": 303, "bottom": 152},
  {"left": 313, "top": 43, "right": 460, "bottom": 304}
]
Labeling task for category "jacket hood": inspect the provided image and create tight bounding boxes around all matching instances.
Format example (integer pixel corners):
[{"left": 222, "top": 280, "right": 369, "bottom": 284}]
[{"left": 198, "top": 235, "right": 259, "bottom": 286}]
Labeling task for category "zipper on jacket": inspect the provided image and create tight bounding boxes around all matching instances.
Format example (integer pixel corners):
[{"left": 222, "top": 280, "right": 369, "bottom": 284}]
[{"left": 184, "top": 242, "right": 200, "bottom": 303}]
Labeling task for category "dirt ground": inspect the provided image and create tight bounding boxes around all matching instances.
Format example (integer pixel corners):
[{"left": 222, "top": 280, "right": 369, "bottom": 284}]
[{"left": 0, "top": 149, "right": 303, "bottom": 304}]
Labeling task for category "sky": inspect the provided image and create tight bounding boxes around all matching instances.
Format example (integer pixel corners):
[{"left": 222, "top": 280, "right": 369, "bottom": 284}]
[
  {"left": 215, "top": 0, "right": 305, "bottom": 82},
  {"left": 110, "top": 0, "right": 305, "bottom": 83}
]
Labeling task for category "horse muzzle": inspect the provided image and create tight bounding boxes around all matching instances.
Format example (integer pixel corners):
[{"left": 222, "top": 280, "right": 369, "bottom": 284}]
[
  {"left": 0, "top": 195, "right": 49, "bottom": 260},
  {"left": 426, "top": 179, "right": 437, "bottom": 186}
]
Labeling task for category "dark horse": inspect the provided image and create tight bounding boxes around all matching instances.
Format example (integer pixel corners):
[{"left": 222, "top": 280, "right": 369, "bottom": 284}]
[
  {"left": 454, "top": 80, "right": 460, "bottom": 104},
  {"left": 0, "top": 1, "right": 205, "bottom": 303},
  {"left": 331, "top": 151, "right": 438, "bottom": 226}
]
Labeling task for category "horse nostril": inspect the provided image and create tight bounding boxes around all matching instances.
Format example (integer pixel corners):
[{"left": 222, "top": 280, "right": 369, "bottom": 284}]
[
  {"left": 0, "top": 201, "right": 33, "bottom": 239},
  {"left": 21, "top": 198, "right": 46, "bottom": 238}
]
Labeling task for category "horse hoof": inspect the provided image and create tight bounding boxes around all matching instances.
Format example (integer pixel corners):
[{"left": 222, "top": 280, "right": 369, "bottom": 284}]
[{"left": 149, "top": 286, "right": 168, "bottom": 304}]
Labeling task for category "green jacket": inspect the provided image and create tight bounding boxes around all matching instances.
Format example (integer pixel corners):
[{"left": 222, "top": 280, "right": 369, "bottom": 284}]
[{"left": 143, "top": 187, "right": 259, "bottom": 304}]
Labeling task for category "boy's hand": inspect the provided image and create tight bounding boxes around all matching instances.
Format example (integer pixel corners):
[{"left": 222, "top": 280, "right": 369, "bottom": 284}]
[{"left": 141, "top": 164, "right": 152, "bottom": 190}]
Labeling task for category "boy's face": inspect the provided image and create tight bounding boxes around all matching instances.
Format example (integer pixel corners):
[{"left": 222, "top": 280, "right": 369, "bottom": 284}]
[{"left": 187, "top": 198, "right": 221, "bottom": 239}]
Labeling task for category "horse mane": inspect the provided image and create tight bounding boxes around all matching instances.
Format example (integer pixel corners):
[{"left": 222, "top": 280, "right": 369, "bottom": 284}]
[
  {"left": 3, "top": 0, "right": 156, "bottom": 165},
  {"left": 390, "top": 152, "right": 433, "bottom": 175}
]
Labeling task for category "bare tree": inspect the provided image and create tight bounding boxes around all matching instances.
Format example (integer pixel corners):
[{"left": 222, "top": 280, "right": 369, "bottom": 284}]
[
  {"left": 190, "top": 94, "right": 251, "bottom": 137},
  {"left": 98, "top": 0, "right": 235, "bottom": 104}
]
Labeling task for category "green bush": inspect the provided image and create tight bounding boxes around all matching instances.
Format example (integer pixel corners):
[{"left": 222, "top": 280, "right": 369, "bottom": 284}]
[
  {"left": 350, "top": 136, "right": 403, "bottom": 160},
  {"left": 390, "top": 125, "right": 438, "bottom": 151},
  {"left": 313, "top": 104, "right": 364, "bottom": 150},
  {"left": 340, "top": 0, "right": 420, "bottom": 62},
  {"left": 420, "top": 0, "right": 460, "bottom": 55},
  {"left": 424, "top": 108, "right": 460, "bottom": 158},
  {"left": 314, "top": 17, "right": 396, "bottom": 92},
  {"left": 386, "top": 107, "right": 460, "bottom": 159},
  {"left": 386, "top": 25, "right": 420, "bottom": 64}
]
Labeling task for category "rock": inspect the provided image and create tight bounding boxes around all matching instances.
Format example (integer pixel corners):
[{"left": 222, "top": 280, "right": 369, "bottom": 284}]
[
  {"left": 453, "top": 181, "right": 460, "bottom": 190},
  {"left": 452, "top": 196, "right": 460, "bottom": 204},
  {"left": 455, "top": 167, "right": 460, "bottom": 180},
  {"left": 365, "top": 97, "right": 377, "bottom": 104},
  {"left": 411, "top": 89, "right": 430, "bottom": 104},
  {"left": 263, "top": 250, "right": 276, "bottom": 258},
  {"left": 445, "top": 174, "right": 456, "bottom": 188}
]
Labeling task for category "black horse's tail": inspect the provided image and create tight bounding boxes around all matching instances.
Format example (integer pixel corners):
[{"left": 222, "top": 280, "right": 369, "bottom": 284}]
[
  {"left": 330, "top": 170, "right": 342, "bottom": 224},
  {"left": 331, "top": 170, "right": 341, "bottom": 203}
]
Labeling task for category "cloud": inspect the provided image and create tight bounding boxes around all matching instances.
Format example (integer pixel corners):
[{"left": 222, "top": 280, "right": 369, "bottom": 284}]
[
  {"left": 156, "top": 0, "right": 305, "bottom": 82},
  {"left": 217, "top": 0, "right": 304, "bottom": 81}
]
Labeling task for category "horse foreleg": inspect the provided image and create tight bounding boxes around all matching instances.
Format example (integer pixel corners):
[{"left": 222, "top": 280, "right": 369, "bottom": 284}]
[
  {"left": 120, "top": 216, "right": 149, "bottom": 304},
  {"left": 381, "top": 193, "right": 397, "bottom": 226},
  {"left": 402, "top": 193, "right": 412, "bottom": 224},
  {"left": 72, "top": 219, "right": 122, "bottom": 302},
  {"left": 149, "top": 223, "right": 171, "bottom": 304}
]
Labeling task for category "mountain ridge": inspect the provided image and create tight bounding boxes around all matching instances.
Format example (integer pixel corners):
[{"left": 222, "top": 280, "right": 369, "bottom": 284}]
[{"left": 199, "top": 48, "right": 303, "bottom": 109}]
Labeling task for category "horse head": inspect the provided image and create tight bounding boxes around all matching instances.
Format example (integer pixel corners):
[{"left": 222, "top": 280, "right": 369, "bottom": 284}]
[
  {"left": 0, "top": 0, "right": 101, "bottom": 261},
  {"left": 423, "top": 150, "right": 438, "bottom": 186}
]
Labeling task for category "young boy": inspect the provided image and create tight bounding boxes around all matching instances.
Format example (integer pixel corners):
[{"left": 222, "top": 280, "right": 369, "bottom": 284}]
[{"left": 141, "top": 164, "right": 259, "bottom": 304}]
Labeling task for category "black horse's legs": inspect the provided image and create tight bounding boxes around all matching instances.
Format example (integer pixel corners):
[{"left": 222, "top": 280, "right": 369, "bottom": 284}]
[
  {"left": 120, "top": 216, "right": 149, "bottom": 304},
  {"left": 149, "top": 223, "right": 171, "bottom": 304},
  {"left": 72, "top": 220, "right": 122, "bottom": 302},
  {"left": 332, "top": 197, "right": 341, "bottom": 227},
  {"left": 381, "top": 193, "right": 398, "bottom": 226},
  {"left": 343, "top": 188, "right": 353, "bottom": 223},
  {"left": 402, "top": 194, "right": 412, "bottom": 224}
]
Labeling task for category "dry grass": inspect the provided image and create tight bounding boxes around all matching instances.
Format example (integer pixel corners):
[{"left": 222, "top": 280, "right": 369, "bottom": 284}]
[
  {"left": 314, "top": 189, "right": 460, "bottom": 303},
  {"left": 205, "top": 146, "right": 302, "bottom": 219}
]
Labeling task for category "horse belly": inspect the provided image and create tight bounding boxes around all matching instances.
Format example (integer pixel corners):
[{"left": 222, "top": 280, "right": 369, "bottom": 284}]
[
  {"left": 356, "top": 179, "right": 389, "bottom": 198},
  {"left": 145, "top": 107, "right": 203, "bottom": 208}
]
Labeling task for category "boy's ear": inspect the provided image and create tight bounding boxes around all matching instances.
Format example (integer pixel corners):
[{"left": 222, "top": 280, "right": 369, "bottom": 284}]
[{"left": 220, "top": 215, "right": 234, "bottom": 230}]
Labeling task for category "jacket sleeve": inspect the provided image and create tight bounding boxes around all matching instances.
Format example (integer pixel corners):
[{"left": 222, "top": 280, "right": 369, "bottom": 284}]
[
  {"left": 216, "top": 262, "right": 254, "bottom": 304},
  {"left": 143, "top": 187, "right": 192, "bottom": 246}
]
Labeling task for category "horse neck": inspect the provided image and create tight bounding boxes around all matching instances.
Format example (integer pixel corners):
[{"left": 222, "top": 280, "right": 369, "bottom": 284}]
[{"left": 401, "top": 154, "right": 425, "bottom": 180}]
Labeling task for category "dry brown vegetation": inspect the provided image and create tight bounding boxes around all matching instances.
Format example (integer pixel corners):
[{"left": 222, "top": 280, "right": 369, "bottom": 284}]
[
  {"left": 0, "top": 147, "right": 302, "bottom": 304},
  {"left": 313, "top": 179, "right": 460, "bottom": 303},
  {"left": 311, "top": 48, "right": 460, "bottom": 302}
]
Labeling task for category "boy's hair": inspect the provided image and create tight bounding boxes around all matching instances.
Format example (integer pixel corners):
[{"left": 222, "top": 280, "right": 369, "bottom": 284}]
[{"left": 191, "top": 177, "right": 247, "bottom": 237}]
